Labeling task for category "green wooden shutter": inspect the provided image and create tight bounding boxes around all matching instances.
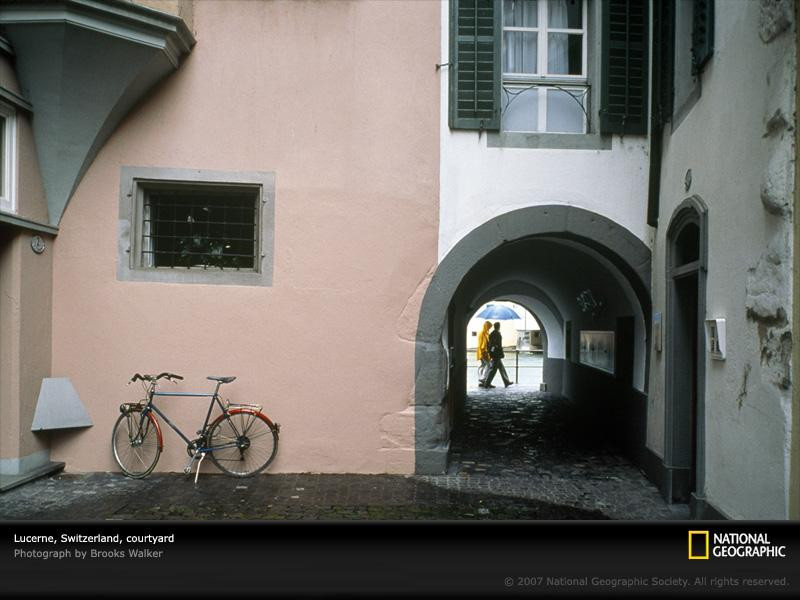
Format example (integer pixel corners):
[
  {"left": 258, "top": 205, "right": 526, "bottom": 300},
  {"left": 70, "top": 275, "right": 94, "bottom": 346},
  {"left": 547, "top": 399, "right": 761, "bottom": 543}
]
[
  {"left": 691, "top": 0, "right": 714, "bottom": 74},
  {"left": 600, "top": 0, "right": 649, "bottom": 135},
  {"left": 449, "top": 0, "right": 501, "bottom": 131}
]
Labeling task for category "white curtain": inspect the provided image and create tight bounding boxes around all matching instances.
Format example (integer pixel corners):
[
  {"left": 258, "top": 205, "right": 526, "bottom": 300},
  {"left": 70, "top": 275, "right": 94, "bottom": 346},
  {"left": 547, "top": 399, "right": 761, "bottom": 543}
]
[
  {"left": 547, "top": 0, "right": 568, "bottom": 74},
  {"left": 504, "top": 32, "right": 537, "bottom": 74},
  {"left": 503, "top": 0, "right": 537, "bottom": 74}
]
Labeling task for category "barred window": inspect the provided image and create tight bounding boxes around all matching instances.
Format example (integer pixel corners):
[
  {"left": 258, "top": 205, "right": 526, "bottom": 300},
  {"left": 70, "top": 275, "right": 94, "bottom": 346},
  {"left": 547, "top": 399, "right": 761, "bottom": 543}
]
[
  {"left": 141, "top": 186, "right": 258, "bottom": 270},
  {"left": 119, "top": 167, "right": 274, "bottom": 287}
]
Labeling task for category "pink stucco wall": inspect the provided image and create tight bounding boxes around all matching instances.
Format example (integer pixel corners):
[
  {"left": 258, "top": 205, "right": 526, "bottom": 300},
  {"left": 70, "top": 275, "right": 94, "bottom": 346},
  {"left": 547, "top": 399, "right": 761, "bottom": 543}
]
[
  {"left": 0, "top": 53, "right": 52, "bottom": 469},
  {"left": 49, "top": 0, "right": 439, "bottom": 474}
]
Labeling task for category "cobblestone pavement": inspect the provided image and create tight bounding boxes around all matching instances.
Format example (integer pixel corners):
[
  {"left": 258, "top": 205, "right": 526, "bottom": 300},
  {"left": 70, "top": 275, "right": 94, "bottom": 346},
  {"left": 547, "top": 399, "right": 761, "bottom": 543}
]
[
  {"left": 0, "top": 388, "right": 686, "bottom": 521},
  {"left": 418, "top": 388, "right": 688, "bottom": 520},
  {"left": 0, "top": 472, "right": 608, "bottom": 520}
]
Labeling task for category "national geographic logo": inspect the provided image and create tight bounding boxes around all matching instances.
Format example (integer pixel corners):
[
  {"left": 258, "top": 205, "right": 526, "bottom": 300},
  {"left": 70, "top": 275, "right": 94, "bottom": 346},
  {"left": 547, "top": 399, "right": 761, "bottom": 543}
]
[
  {"left": 689, "top": 530, "right": 787, "bottom": 560},
  {"left": 688, "top": 531, "right": 710, "bottom": 560}
]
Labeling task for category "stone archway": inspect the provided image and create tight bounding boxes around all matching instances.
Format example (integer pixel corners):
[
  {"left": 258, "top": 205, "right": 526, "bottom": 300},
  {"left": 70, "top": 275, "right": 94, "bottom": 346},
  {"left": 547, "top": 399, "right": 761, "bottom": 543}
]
[{"left": 414, "top": 205, "right": 652, "bottom": 474}]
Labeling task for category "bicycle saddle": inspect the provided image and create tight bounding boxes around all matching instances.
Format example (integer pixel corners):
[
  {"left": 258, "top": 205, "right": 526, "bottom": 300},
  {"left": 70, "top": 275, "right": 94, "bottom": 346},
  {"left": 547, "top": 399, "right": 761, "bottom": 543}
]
[{"left": 207, "top": 376, "right": 237, "bottom": 383}]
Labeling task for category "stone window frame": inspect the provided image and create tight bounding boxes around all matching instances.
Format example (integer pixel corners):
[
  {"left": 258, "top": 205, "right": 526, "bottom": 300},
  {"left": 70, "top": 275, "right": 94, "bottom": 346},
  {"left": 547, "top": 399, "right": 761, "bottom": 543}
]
[{"left": 117, "top": 166, "right": 275, "bottom": 286}]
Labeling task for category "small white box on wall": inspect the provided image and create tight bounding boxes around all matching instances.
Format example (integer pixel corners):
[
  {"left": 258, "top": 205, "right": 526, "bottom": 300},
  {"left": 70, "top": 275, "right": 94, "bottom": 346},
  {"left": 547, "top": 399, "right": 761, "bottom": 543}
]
[
  {"left": 705, "top": 318, "right": 726, "bottom": 360},
  {"left": 653, "top": 312, "right": 662, "bottom": 352}
]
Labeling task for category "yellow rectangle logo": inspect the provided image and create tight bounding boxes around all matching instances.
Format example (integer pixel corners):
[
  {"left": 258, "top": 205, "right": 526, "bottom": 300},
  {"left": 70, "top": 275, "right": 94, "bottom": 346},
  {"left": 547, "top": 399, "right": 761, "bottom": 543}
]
[{"left": 688, "top": 530, "right": 709, "bottom": 560}]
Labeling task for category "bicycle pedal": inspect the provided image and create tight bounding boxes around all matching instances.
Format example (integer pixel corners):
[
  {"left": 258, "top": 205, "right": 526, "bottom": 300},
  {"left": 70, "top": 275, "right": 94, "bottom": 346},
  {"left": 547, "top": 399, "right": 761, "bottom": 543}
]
[{"left": 183, "top": 453, "right": 198, "bottom": 475}]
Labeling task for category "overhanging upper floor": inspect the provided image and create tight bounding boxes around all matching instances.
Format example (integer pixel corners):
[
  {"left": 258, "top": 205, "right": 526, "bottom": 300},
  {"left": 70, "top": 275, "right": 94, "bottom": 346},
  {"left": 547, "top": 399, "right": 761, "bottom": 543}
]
[{"left": 0, "top": 0, "right": 195, "bottom": 226}]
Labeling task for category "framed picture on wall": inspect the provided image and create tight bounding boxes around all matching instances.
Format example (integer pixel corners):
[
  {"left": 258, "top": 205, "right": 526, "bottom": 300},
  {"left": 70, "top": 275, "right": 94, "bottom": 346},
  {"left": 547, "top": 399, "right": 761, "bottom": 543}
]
[{"left": 579, "top": 330, "right": 615, "bottom": 374}]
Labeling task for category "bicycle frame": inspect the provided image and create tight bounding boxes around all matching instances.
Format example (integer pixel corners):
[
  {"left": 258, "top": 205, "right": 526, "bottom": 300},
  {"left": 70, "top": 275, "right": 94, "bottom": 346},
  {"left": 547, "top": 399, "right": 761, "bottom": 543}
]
[
  {"left": 115, "top": 372, "right": 280, "bottom": 482},
  {"left": 136, "top": 379, "right": 242, "bottom": 454}
]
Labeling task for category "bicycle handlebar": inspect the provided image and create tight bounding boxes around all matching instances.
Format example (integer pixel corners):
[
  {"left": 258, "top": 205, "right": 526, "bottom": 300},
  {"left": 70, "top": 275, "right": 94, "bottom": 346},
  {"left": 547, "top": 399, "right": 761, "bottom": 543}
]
[{"left": 130, "top": 372, "right": 184, "bottom": 383}]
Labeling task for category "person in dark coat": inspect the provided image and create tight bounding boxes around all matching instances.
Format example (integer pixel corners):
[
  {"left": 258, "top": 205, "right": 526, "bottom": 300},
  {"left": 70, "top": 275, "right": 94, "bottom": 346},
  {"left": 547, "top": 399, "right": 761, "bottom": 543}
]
[{"left": 483, "top": 322, "right": 514, "bottom": 388}]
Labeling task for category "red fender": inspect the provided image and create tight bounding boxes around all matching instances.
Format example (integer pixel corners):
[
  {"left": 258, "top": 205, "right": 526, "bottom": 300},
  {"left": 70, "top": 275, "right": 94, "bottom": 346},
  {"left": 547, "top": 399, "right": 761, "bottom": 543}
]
[{"left": 144, "top": 410, "right": 164, "bottom": 449}]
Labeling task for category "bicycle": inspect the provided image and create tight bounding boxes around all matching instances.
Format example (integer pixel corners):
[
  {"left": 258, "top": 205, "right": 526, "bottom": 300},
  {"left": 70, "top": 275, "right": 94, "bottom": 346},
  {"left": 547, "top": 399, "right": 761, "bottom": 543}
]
[{"left": 112, "top": 372, "right": 280, "bottom": 482}]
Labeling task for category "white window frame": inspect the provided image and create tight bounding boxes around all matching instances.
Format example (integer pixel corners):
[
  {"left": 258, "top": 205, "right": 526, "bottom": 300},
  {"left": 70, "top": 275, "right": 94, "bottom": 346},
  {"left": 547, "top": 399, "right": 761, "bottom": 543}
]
[
  {"left": 0, "top": 100, "right": 17, "bottom": 214},
  {"left": 501, "top": 0, "right": 589, "bottom": 133}
]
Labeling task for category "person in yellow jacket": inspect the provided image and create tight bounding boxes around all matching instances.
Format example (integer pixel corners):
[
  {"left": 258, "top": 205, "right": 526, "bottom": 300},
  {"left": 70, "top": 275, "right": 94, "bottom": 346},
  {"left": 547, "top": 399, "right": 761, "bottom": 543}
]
[{"left": 476, "top": 321, "right": 493, "bottom": 387}]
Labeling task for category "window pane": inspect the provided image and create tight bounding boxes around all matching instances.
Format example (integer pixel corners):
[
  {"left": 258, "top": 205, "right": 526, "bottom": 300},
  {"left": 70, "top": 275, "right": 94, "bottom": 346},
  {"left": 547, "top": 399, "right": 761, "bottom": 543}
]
[
  {"left": 547, "top": 33, "right": 582, "bottom": 74},
  {"left": 145, "top": 191, "right": 258, "bottom": 270},
  {"left": 546, "top": 88, "right": 584, "bottom": 133},
  {"left": 504, "top": 0, "right": 537, "bottom": 27},
  {"left": 503, "top": 31, "right": 538, "bottom": 74},
  {"left": 548, "top": 0, "right": 582, "bottom": 29},
  {"left": 502, "top": 86, "right": 540, "bottom": 132}
]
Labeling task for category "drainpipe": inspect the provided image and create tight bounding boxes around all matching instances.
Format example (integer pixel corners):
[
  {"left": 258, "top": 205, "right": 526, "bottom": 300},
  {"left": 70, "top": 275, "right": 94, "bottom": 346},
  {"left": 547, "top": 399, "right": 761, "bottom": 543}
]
[
  {"left": 647, "top": 4, "right": 665, "bottom": 228},
  {"left": 647, "top": 121, "right": 663, "bottom": 228}
]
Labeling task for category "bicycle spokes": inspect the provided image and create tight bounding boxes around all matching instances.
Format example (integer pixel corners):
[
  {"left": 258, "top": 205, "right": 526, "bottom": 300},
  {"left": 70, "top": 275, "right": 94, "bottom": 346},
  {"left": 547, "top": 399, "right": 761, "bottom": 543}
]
[
  {"left": 208, "top": 411, "right": 278, "bottom": 477},
  {"left": 112, "top": 410, "right": 161, "bottom": 478}
]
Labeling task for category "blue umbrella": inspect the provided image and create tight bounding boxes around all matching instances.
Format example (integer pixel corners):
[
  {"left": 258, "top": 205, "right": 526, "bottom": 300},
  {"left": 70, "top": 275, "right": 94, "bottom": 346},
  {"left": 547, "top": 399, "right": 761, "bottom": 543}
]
[{"left": 475, "top": 304, "right": 520, "bottom": 320}]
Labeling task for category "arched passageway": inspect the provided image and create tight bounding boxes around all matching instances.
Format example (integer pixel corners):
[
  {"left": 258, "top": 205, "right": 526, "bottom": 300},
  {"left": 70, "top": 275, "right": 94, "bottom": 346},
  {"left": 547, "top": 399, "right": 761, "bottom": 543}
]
[
  {"left": 415, "top": 205, "right": 651, "bottom": 475},
  {"left": 465, "top": 300, "right": 550, "bottom": 390}
]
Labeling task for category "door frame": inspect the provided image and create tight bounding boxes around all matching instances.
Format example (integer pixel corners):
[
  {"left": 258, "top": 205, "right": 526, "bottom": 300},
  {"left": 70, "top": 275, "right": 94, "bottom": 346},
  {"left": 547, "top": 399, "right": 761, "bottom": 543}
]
[{"left": 664, "top": 195, "right": 708, "bottom": 504}]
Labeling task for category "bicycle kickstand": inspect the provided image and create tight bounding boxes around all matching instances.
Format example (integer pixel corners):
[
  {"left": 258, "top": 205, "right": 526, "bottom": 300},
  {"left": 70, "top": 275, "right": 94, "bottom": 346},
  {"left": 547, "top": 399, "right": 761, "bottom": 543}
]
[{"left": 193, "top": 452, "right": 207, "bottom": 485}]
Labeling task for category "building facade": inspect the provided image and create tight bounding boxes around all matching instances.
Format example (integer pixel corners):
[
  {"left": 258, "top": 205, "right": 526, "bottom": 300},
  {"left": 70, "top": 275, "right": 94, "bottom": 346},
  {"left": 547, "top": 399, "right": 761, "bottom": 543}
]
[{"left": 0, "top": 0, "right": 797, "bottom": 519}]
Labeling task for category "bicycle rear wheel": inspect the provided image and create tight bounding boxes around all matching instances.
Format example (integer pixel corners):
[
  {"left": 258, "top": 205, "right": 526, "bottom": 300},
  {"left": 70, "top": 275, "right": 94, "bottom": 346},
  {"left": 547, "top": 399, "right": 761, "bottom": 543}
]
[
  {"left": 207, "top": 409, "right": 278, "bottom": 477},
  {"left": 111, "top": 409, "right": 162, "bottom": 478}
]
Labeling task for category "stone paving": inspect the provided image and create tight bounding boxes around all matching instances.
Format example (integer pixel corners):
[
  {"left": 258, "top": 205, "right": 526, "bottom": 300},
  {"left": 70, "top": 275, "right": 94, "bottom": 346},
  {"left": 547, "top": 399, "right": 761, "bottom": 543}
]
[
  {"left": 0, "top": 388, "right": 686, "bottom": 521},
  {"left": 419, "top": 387, "right": 688, "bottom": 520},
  {"left": 0, "top": 472, "right": 607, "bottom": 521}
]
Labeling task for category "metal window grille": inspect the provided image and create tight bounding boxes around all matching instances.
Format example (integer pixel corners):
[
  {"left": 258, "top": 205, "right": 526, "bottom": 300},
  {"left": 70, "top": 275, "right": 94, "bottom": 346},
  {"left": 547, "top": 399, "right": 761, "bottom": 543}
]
[{"left": 142, "top": 188, "right": 259, "bottom": 270}]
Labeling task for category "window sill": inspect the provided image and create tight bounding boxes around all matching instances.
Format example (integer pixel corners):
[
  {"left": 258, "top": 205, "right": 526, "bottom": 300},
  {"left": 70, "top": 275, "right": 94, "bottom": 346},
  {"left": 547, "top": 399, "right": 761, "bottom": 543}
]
[
  {"left": 0, "top": 209, "right": 58, "bottom": 235},
  {"left": 118, "top": 266, "right": 268, "bottom": 287},
  {"left": 0, "top": 85, "right": 31, "bottom": 113},
  {"left": 487, "top": 131, "right": 612, "bottom": 150}
]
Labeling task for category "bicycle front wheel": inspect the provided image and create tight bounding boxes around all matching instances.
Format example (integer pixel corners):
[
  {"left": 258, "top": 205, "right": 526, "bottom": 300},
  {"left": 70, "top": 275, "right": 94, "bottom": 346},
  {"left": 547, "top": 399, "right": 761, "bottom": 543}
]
[
  {"left": 111, "top": 409, "right": 162, "bottom": 478},
  {"left": 208, "top": 409, "right": 278, "bottom": 477}
]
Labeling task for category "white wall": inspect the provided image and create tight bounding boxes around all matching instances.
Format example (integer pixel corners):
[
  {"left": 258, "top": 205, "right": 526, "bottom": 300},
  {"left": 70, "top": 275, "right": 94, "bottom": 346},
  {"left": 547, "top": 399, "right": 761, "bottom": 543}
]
[{"left": 648, "top": 1, "right": 796, "bottom": 519}]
